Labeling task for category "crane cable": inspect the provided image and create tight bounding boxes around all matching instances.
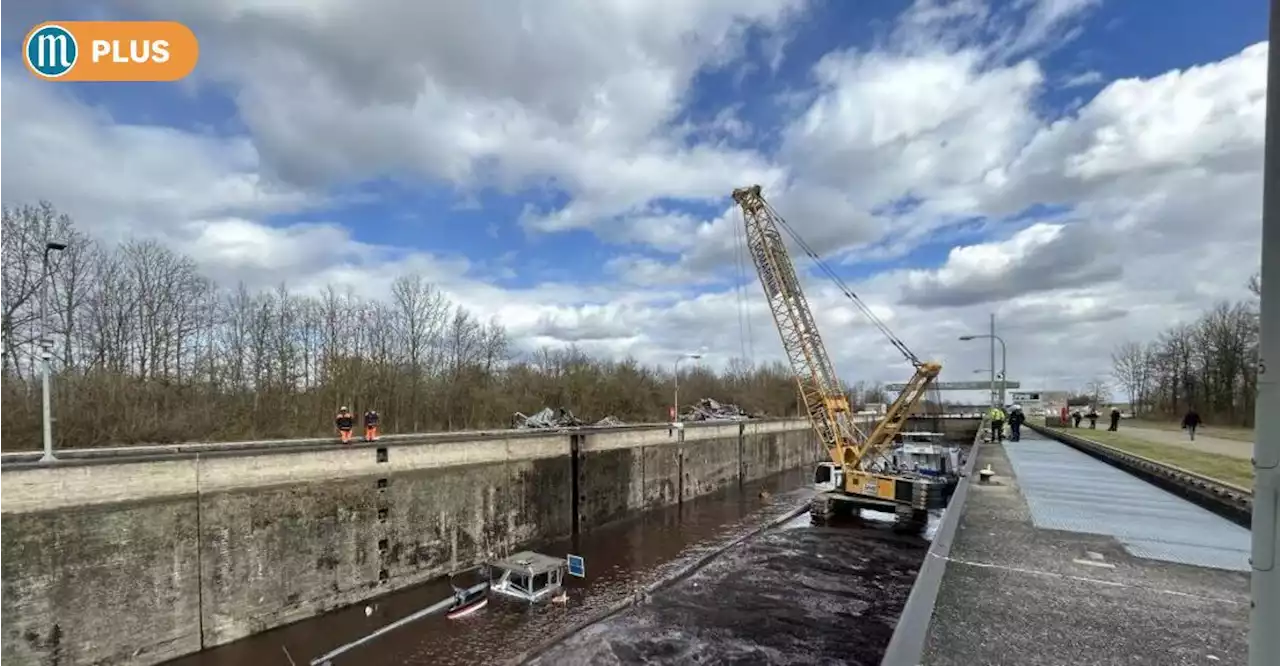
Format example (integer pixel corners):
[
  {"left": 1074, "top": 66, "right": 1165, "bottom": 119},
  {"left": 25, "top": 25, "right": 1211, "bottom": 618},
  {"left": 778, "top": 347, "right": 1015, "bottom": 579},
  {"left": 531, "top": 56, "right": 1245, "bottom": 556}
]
[
  {"left": 758, "top": 198, "right": 922, "bottom": 367},
  {"left": 732, "top": 208, "right": 756, "bottom": 364}
]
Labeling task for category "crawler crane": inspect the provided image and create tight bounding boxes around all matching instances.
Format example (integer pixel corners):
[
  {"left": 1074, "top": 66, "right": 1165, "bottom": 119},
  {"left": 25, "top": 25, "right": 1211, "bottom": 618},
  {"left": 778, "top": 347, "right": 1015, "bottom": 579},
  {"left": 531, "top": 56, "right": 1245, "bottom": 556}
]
[{"left": 732, "top": 185, "right": 946, "bottom": 525}]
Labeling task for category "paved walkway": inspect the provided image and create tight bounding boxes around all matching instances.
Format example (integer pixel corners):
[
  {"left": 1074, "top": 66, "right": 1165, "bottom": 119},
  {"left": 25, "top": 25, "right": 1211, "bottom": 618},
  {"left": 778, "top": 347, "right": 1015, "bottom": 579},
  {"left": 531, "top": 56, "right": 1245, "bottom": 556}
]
[
  {"left": 1109, "top": 424, "right": 1254, "bottom": 459},
  {"left": 923, "top": 430, "right": 1250, "bottom": 666}
]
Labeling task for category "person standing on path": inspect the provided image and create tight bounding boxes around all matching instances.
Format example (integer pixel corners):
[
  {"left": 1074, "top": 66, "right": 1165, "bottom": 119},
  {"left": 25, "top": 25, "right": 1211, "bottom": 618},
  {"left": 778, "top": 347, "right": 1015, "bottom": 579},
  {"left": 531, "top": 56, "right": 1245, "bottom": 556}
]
[
  {"left": 1108, "top": 407, "right": 1121, "bottom": 432},
  {"left": 335, "top": 406, "right": 355, "bottom": 444},
  {"left": 1086, "top": 408, "right": 1099, "bottom": 429},
  {"left": 363, "top": 409, "right": 380, "bottom": 441},
  {"left": 989, "top": 405, "right": 1006, "bottom": 442},
  {"left": 1071, "top": 410, "right": 1082, "bottom": 428},
  {"left": 1181, "top": 408, "right": 1201, "bottom": 442},
  {"left": 1008, "top": 405, "right": 1025, "bottom": 442}
]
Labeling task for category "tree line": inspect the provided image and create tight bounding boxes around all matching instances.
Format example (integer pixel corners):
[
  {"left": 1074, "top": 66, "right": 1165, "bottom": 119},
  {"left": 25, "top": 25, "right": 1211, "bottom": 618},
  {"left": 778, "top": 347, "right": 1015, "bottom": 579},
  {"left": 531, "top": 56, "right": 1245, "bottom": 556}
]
[
  {"left": 1109, "top": 275, "right": 1261, "bottom": 427},
  {"left": 1, "top": 202, "right": 901, "bottom": 449}
]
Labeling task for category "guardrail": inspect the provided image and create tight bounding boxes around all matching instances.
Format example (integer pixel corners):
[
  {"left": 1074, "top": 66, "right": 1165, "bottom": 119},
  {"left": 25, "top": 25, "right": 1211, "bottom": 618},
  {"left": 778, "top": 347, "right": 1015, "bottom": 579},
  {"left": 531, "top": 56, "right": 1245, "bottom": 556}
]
[
  {"left": 879, "top": 416, "right": 989, "bottom": 666},
  {"left": 0, "top": 417, "right": 820, "bottom": 469},
  {"left": 1, "top": 413, "right": 970, "bottom": 471},
  {"left": 1029, "top": 423, "right": 1253, "bottom": 528},
  {"left": 0, "top": 428, "right": 554, "bottom": 464}
]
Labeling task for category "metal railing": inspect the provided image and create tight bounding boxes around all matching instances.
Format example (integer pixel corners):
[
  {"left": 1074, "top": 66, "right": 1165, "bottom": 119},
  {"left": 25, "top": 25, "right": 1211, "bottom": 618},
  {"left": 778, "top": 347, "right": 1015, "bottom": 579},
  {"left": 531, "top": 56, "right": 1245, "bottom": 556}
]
[{"left": 0, "top": 417, "right": 819, "bottom": 468}]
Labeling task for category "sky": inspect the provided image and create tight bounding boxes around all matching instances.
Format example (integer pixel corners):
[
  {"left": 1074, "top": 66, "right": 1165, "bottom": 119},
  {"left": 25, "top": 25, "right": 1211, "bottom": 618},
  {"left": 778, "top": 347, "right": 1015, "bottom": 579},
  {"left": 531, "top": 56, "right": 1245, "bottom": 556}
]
[{"left": 1, "top": 0, "right": 1268, "bottom": 404}]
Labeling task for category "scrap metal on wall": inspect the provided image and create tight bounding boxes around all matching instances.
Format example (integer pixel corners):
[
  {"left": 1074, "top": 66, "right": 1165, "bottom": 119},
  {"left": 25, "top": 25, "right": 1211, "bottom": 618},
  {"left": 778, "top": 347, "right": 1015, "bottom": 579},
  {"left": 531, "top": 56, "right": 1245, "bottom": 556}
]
[
  {"left": 682, "top": 398, "right": 752, "bottom": 422},
  {"left": 512, "top": 407, "right": 627, "bottom": 430}
]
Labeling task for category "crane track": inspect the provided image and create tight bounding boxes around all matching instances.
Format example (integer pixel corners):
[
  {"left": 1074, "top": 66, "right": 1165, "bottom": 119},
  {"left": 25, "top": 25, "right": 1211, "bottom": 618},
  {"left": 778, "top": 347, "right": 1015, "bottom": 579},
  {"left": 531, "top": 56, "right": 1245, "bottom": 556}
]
[{"left": 1028, "top": 423, "right": 1253, "bottom": 528}]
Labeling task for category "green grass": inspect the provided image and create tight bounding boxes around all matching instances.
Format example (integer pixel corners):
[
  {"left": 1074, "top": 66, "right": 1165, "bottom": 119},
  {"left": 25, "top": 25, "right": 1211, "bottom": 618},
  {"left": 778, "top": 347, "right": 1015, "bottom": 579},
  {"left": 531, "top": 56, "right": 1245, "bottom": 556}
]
[
  {"left": 1048, "top": 426, "right": 1254, "bottom": 489},
  {"left": 1127, "top": 419, "right": 1255, "bottom": 443}
]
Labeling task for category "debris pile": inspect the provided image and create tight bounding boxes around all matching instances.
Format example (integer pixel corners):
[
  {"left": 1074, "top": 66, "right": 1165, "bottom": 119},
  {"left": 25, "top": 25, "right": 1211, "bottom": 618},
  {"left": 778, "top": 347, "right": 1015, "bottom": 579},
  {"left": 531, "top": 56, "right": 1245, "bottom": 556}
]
[
  {"left": 513, "top": 407, "right": 585, "bottom": 429},
  {"left": 592, "top": 415, "right": 626, "bottom": 428},
  {"left": 682, "top": 398, "right": 751, "bottom": 422},
  {"left": 512, "top": 407, "right": 628, "bottom": 430}
]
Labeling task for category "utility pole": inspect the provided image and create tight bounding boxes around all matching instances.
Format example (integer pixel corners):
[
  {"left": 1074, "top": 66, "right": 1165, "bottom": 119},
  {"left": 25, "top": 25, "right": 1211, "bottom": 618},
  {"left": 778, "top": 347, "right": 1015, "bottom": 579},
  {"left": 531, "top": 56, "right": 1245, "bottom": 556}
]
[
  {"left": 989, "top": 313, "right": 997, "bottom": 408},
  {"left": 39, "top": 241, "right": 67, "bottom": 464},
  {"left": 673, "top": 352, "right": 702, "bottom": 425},
  {"left": 1249, "top": 2, "right": 1279, "bottom": 663}
]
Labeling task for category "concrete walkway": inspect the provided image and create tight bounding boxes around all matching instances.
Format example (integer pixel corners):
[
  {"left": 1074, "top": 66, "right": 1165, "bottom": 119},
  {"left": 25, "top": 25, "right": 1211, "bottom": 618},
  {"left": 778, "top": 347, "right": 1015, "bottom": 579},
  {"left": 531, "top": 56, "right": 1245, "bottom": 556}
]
[
  {"left": 1110, "top": 425, "right": 1254, "bottom": 460},
  {"left": 923, "top": 431, "right": 1250, "bottom": 666}
]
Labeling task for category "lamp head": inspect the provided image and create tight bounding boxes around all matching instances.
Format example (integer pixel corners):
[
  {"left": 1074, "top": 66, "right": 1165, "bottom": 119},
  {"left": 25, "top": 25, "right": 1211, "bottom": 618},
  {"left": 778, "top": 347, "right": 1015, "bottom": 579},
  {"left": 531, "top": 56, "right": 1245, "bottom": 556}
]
[{"left": 958, "top": 335, "right": 976, "bottom": 341}]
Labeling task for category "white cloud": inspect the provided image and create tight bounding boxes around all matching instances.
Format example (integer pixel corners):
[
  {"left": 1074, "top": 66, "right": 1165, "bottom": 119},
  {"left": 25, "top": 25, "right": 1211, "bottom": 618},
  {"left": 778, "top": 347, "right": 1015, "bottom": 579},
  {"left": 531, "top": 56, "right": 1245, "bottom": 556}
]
[
  {"left": 140, "top": 0, "right": 800, "bottom": 235},
  {"left": 0, "top": 0, "right": 1267, "bottom": 404},
  {"left": 900, "top": 221, "right": 1123, "bottom": 307},
  {"left": 1063, "top": 70, "right": 1103, "bottom": 87}
]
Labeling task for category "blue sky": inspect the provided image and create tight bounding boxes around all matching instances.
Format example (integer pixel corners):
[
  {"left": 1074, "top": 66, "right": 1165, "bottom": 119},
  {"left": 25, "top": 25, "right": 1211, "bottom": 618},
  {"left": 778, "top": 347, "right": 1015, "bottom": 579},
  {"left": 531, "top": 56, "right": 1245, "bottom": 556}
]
[
  {"left": 235, "top": 0, "right": 1262, "bottom": 287},
  {"left": 7, "top": 0, "right": 1263, "bottom": 285},
  {"left": 2, "top": 0, "right": 1268, "bottom": 393}
]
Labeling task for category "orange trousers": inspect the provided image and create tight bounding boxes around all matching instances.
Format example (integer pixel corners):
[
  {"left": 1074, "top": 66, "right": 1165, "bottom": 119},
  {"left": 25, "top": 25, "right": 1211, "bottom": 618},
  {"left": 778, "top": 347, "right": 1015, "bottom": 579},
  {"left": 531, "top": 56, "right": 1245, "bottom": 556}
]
[
  {"left": 365, "top": 425, "right": 379, "bottom": 441},
  {"left": 339, "top": 428, "right": 353, "bottom": 444}
]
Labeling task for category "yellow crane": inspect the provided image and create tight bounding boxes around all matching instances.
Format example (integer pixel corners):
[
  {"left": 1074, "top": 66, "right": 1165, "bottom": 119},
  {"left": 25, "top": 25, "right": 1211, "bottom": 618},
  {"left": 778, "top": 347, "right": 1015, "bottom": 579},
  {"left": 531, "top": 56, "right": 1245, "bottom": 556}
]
[{"left": 732, "top": 185, "right": 945, "bottom": 523}]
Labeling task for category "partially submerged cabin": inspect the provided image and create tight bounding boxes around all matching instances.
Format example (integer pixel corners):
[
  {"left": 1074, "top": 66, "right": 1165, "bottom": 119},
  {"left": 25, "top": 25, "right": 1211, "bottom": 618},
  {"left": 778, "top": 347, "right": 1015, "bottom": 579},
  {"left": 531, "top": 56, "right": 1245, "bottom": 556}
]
[
  {"left": 892, "top": 431, "right": 961, "bottom": 478},
  {"left": 487, "top": 551, "right": 566, "bottom": 603}
]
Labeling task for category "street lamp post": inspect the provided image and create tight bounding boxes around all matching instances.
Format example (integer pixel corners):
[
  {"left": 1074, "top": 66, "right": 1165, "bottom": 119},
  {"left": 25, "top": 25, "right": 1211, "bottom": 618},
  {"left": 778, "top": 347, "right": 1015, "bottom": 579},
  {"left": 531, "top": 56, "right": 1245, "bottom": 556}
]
[
  {"left": 960, "top": 330, "right": 1007, "bottom": 407},
  {"left": 1248, "top": 3, "right": 1279, "bottom": 664},
  {"left": 40, "top": 241, "right": 68, "bottom": 464},
  {"left": 673, "top": 353, "right": 703, "bottom": 425}
]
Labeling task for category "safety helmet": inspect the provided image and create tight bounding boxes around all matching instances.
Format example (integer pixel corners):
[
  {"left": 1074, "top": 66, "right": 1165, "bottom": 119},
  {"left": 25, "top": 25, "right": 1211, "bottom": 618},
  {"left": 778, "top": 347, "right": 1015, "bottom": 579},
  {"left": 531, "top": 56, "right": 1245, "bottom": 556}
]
[
  {"left": 1012, "top": 404, "right": 1022, "bottom": 411},
  {"left": 340, "top": 406, "right": 348, "bottom": 411}
]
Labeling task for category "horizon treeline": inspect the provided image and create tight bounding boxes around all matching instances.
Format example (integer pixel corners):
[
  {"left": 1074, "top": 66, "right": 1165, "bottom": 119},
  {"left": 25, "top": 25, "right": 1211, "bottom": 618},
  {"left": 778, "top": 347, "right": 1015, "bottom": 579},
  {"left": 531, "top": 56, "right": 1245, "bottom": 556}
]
[{"left": 2, "top": 202, "right": 904, "bottom": 448}]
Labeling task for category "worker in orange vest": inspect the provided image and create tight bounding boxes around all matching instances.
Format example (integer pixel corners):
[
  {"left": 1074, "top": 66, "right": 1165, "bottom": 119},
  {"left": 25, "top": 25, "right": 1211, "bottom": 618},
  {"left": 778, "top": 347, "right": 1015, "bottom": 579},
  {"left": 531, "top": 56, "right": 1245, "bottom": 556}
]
[
  {"left": 335, "top": 406, "right": 355, "bottom": 444},
  {"left": 364, "top": 409, "right": 380, "bottom": 442}
]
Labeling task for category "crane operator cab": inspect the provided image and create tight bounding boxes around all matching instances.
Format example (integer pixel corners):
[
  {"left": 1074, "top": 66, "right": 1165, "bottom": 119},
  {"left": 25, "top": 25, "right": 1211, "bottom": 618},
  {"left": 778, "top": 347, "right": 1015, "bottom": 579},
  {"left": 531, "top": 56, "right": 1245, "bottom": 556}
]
[{"left": 814, "top": 462, "right": 843, "bottom": 492}]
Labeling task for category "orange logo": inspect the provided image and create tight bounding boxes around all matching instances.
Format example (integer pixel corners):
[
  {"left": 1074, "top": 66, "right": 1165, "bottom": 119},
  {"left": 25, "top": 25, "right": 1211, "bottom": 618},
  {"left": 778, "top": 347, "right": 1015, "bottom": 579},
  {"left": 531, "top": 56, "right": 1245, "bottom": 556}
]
[{"left": 23, "top": 21, "right": 198, "bottom": 82}]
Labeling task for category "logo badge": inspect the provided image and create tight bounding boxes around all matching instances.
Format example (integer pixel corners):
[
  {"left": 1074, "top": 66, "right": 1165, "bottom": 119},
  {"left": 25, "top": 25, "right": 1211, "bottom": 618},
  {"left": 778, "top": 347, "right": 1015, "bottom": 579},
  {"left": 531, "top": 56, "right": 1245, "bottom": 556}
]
[
  {"left": 25, "top": 24, "right": 78, "bottom": 79},
  {"left": 22, "top": 21, "right": 198, "bottom": 82}
]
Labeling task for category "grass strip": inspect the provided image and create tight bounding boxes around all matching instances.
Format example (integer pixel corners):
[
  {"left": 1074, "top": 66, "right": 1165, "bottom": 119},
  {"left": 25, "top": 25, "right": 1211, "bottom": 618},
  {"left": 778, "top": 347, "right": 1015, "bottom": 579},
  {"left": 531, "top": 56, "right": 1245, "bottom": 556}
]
[{"left": 1048, "top": 426, "right": 1253, "bottom": 488}]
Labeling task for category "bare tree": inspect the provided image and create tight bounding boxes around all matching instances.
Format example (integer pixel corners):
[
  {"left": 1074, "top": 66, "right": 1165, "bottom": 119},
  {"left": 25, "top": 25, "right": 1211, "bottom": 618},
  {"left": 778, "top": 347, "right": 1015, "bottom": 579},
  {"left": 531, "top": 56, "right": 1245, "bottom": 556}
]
[
  {"left": 1110, "top": 341, "right": 1146, "bottom": 414},
  {"left": 1083, "top": 379, "right": 1110, "bottom": 408},
  {"left": 0, "top": 201, "right": 828, "bottom": 448}
]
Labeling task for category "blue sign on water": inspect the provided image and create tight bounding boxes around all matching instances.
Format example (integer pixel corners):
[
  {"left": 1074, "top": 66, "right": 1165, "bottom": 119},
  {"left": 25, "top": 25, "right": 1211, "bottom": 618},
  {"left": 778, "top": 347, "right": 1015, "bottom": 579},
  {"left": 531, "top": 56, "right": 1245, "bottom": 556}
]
[{"left": 566, "top": 554, "right": 585, "bottom": 578}]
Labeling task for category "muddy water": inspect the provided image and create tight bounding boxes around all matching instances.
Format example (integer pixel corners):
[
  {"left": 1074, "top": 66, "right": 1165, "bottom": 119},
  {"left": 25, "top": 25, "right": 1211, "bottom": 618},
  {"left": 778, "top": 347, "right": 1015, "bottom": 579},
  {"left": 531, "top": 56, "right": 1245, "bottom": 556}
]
[
  {"left": 528, "top": 518, "right": 932, "bottom": 666},
  {"left": 166, "top": 468, "right": 816, "bottom": 666}
]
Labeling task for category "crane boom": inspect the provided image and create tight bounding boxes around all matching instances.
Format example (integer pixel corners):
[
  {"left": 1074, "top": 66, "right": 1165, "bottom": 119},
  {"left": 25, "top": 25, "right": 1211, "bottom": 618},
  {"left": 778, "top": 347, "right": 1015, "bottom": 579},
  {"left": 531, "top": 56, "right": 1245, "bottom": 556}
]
[
  {"left": 733, "top": 185, "right": 868, "bottom": 468},
  {"left": 732, "top": 184, "right": 943, "bottom": 483}
]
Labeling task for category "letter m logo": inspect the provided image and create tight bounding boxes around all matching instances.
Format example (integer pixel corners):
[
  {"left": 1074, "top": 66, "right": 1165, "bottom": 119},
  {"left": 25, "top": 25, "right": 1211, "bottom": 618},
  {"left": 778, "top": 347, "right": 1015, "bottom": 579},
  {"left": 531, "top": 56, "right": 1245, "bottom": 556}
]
[
  {"left": 38, "top": 33, "right": 71, "bottom": 67},
  {"left": 25, "top": 24, "right": 78, "bottom": 79}
]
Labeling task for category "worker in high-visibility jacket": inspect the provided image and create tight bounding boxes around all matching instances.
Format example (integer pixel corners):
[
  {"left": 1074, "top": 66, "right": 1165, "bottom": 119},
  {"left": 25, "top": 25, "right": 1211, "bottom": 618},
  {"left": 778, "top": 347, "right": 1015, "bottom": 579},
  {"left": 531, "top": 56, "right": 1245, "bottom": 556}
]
[
  {"left": 335, "top": 406, "right": 355, "bottom": 444},
  {"left": 989, "top": 405, "right": 1006, "bottom": 442}
]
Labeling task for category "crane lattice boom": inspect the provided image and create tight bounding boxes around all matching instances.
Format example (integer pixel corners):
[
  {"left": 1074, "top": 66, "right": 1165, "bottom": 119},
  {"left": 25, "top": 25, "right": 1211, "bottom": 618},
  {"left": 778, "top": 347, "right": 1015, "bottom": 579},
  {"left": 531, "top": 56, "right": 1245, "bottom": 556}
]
[
  {"left": 732, "top": 184, "right": 943, "bottom": 474},
  {"left": 733, "top": 185, "right": 868, "bottom": 467}
]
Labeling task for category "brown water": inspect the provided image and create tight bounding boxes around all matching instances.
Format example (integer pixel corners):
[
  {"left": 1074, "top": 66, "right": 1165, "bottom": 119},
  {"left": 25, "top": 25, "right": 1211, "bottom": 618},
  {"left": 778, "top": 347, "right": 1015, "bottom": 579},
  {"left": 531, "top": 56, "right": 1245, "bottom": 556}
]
[
  {"left": 166, "top": 468, "right": 814, "bottom": 666},
  {"left": 529, "top": 520, "right": 933, "bottom": 666}
]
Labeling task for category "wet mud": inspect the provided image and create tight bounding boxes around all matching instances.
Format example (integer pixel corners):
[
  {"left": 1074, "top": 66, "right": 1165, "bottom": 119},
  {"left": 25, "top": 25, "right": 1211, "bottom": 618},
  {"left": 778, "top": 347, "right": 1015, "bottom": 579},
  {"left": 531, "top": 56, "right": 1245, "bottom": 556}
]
[{"left": 527, "top": 517, "right": 929, "bottom": 666}]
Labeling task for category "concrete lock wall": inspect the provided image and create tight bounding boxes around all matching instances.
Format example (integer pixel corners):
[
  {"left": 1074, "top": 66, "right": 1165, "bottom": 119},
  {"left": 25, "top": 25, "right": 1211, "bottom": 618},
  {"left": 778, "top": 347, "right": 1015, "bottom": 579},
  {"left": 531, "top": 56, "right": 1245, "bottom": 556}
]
[{"left": 1, "top": 417, "right": 839, "bottom": 666}]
